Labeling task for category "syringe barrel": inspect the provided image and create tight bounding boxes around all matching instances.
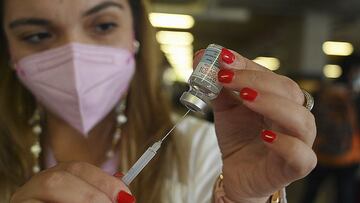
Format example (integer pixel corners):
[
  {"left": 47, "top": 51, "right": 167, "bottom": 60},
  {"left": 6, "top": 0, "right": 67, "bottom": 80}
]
[{"left": 122, "top": 144, "right": 159, "bottom": 185}]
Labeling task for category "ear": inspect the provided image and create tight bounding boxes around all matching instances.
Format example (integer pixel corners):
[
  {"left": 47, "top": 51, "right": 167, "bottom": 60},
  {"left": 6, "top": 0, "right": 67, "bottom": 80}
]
[{"left": 133, "top": 40, "right": 140, "bottom": 54}]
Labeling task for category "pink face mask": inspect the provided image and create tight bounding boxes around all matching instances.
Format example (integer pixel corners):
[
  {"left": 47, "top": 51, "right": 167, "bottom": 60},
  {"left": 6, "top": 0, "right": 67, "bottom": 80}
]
[{"left": 15, "top": 43, "right": 136, "bottom": 135}]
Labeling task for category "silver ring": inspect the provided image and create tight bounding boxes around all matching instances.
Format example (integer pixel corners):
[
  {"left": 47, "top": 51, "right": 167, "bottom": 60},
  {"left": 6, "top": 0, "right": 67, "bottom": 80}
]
[{"left": 302, "top": 89, "right": 314, "bottom": 111}]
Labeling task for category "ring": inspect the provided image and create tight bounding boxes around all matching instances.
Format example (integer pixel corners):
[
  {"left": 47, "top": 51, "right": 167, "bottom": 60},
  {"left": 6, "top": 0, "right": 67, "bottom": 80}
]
[{"left": 302, "top": 89, "right": 314, "bottom": 111}]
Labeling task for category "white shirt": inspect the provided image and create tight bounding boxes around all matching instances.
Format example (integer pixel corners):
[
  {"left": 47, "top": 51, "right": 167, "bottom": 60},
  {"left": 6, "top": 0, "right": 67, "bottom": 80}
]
[{"left": 162, "top": 116, "right": 222, "bottom": 202}]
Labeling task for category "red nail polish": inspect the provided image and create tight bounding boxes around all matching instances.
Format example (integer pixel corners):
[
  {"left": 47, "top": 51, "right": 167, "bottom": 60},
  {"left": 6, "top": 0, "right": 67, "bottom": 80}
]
[
  {"left": 218, "top": 69, "right": 234, "bottom": 83},
  {"left": 240, "top": 87, "right": 258, "bottom": 101},
  {"left": 117, "top": 191, "right": 135, "bottom": 203},
  {"left": 194, "top": 49, "right": 204, "bottom": 58},
  {"left": 113, "top": 172, "right": 124, "bottom": 178},
  {"left": 221, "top": 48, "right": 236, "bottom": 64},
  {"left": 261, "top": 130, "right": 277, "bottom": 143}
]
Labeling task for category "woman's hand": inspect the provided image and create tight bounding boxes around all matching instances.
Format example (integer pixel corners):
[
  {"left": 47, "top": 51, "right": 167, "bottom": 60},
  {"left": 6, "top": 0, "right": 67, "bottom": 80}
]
[
  {"left": 10, "top": 162, "right": 135, "bottom": 203},
  {"left": 194, "top": 48, "right": 317, "bottom": 203}
]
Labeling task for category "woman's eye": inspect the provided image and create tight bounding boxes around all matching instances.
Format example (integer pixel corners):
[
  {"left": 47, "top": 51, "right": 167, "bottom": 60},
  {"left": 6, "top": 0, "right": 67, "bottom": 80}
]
[
  {"left": 94, "top": 22, "right": 118, "bottom": 34},
  {"left": 22, "top": 32, "right": 52, "bottom": 44}
]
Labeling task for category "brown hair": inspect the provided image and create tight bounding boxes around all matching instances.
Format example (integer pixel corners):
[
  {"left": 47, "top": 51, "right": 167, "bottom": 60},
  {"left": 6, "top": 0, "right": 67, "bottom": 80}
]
[{"left": 0, "top": 0, "right": 179, "bottom": 202}]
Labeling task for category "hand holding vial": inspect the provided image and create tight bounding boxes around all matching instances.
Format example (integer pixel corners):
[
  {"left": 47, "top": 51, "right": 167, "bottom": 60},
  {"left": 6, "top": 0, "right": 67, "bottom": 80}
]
[{"left": 183, "top": 45, "right": 317, "bottom": 202}]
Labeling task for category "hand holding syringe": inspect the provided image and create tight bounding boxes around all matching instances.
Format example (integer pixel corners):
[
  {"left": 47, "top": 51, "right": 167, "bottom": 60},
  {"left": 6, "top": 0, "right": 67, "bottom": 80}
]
[{"left": 121, "top": 110, "right": 191, "bottom": 186}]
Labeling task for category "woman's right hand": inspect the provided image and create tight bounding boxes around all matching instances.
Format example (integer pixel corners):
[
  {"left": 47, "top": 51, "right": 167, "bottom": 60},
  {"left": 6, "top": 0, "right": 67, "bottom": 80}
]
[{"left": 10, "top": 162, "right": 135, "bottom": 203}]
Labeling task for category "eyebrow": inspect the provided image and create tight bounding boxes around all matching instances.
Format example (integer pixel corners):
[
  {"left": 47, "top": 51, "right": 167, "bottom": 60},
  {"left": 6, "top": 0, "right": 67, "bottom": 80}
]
[
  {"left": 83, "top": 1, "right": 124, "bottom": 17},
  {"left": 9, "top": 18, "right": 50, "bottom": 29},
  {"left": 8, "top": 1, "right": 123, "bottom": 29}
]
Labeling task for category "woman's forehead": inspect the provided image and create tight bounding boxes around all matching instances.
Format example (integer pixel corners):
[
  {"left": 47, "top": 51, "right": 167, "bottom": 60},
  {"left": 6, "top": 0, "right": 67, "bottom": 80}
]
[{"left": 4, "top": 0, "right": 128, "bottom": 22}]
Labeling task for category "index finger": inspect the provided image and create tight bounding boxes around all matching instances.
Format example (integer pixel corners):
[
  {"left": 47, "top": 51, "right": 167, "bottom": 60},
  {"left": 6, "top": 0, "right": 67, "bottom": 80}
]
[
  {"left": 193, "top": 48, "right": 272, "bottom": 72},
  {"left": 221, "top": 48, "right": 272, "bottom": 72},
  {"left": 11, "top": 170, "right": 112, "bottom": 203},
  {"left": 55, "top": 162, "right": 132, "bottom": 202}
]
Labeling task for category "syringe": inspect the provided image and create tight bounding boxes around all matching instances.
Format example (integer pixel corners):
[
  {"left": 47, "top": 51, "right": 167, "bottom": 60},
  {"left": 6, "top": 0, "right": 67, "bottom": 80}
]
[{"left": 121, "top": 110, "right": 191, "bottom": 186}]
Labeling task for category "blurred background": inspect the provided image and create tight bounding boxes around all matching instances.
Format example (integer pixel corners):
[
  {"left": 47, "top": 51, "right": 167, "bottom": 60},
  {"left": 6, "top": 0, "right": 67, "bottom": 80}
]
[{"left": 147, "top": 0, "right": 360, "bottom": 202}]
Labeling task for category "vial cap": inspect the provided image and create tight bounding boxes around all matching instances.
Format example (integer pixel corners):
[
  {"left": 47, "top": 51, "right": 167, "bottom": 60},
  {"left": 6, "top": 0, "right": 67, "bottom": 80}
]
[{"left": 180, "top": 92, "right": 208, "bottom": 114}]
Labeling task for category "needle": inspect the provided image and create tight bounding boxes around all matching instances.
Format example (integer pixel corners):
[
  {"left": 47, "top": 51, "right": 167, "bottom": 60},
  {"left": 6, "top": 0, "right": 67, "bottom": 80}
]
[
  {"left": 161, "top": 110, "right": 190, "bottom": 142},
  {"left": 121, "top": 110, "right": 191, "bottom": 185}
]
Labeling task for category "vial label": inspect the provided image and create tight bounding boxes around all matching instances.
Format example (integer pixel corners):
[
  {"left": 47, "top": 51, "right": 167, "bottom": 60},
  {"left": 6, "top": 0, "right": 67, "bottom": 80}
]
[
  {"left": 180, "top": 44, "right": 225, "bottom": 113},
  {"left": 191, "top": 45, "right": 223, "bottom": 94}
]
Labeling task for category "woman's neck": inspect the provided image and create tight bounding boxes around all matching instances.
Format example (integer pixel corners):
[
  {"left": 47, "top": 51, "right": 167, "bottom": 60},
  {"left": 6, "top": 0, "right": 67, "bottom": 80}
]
[{"left": 45, "top": 111, "right": 117, "bottom": 166}]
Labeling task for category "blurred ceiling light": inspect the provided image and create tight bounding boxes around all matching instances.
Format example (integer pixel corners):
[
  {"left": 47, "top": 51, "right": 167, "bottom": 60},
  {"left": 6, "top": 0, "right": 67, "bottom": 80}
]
[
  {"left": 166, "top": 52, "right": 193, "bottom": 81},
  {"left": 323, "top": 64, "right": 342, "bottom": 78},
  {"left": 174, "top": 66, "right": 193, "bottom": 82},
  {"left": 322, "top": 41, "right": 354, "bottom": 56},
  {"left": 149, "top": 13, "right": 195, "bottom": 29},
  {"left": 253, "top": 57, "right": 280, "bottom": 71},
  {"left": 160, "top": 43, "right": 193, "bottom": 82},
  {"left": 160, "top": 44, "right": 193, "bottom": 55},
  {"left": 163, "top": 68, "right": 177, "bottom": 85},
  {"left": 156, "top": 31, "right": 194, "bottom": 46},
  {"left": 156, "top": 31, "right": 194, "bottom": 82}
]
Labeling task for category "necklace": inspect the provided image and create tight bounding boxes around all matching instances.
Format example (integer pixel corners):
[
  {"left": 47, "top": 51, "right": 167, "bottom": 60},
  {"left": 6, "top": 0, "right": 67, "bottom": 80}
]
[{"left": 29, "top": 102, "right": 127, "bottom": 174}]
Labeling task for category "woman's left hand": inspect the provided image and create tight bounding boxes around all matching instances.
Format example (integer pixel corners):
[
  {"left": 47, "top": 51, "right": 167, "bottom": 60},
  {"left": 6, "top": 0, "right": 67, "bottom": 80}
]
[{"left": 194, "top": 48, "right": 317, "bottom": 203}]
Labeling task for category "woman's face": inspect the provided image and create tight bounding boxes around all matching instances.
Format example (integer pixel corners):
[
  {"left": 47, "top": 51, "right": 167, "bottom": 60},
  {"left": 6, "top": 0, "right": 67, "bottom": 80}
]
[{"left": 3, "top": 0, "right": 135, "bottom": 62}]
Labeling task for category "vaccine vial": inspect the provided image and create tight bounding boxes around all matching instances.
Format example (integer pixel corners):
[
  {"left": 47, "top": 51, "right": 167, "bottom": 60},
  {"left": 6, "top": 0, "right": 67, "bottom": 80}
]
[{"left": 180, "top": 44, "right": 223, "bottom": 114}]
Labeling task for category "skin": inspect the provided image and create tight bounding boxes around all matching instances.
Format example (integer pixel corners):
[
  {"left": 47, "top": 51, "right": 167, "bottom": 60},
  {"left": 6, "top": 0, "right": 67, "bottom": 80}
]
[
  {"left": 3, "top": 0, "right": 317, "bottom": 202},
  {"left": 194, "top": 50, "right": 317, "bottom": 202},
  {"left": 4, "top": 0, "right": 134, "bottom": 202},
  {"left": 4, "top": 0, "right": 135, "bottom": 166}
]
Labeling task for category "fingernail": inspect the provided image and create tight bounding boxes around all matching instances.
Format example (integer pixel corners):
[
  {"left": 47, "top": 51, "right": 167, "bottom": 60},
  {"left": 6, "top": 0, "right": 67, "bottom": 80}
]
[
  {"left": 221, "top": 48, "right": 236, "bottom": 64},
  {"left": 261, "top": 130, "right": 277, "bottom": 143},
  {"left": 117, "top": 191, "right": 135, "bottom": 203},
  {"left": 240, "top": 87, "right": 258, "bottom": 101},
  {"left": 194, "top": 49, "right": 204, "bottom": 58},
  {"left": 218, "top": 69, "right": 235, "bottom": 83},
  {"left": 113, "top": 172, "right": 124, "bottom": 178}
]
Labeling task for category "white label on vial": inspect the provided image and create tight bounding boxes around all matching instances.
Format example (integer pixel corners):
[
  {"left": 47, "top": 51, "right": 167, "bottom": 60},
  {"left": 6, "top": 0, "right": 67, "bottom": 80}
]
[
  {"left": 192, "top": 46, "right": 222, "bottom": 93},
  {"left": 194, "top": 62, "right": 218, "bottom": 84}
]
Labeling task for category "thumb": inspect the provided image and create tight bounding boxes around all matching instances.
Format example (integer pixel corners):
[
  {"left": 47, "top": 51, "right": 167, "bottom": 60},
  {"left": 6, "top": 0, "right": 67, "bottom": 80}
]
[
  {"left": 113, "top": 172, "right": 136, "bottom": 203},
  {"left": 212, "top": 88, "right": 242, "bottom": 112}
]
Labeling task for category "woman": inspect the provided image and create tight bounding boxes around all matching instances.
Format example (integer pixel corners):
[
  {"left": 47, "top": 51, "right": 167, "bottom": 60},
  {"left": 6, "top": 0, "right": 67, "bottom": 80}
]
[{"left": 0, "top": 0, "right": 317, "bottom": 202}]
